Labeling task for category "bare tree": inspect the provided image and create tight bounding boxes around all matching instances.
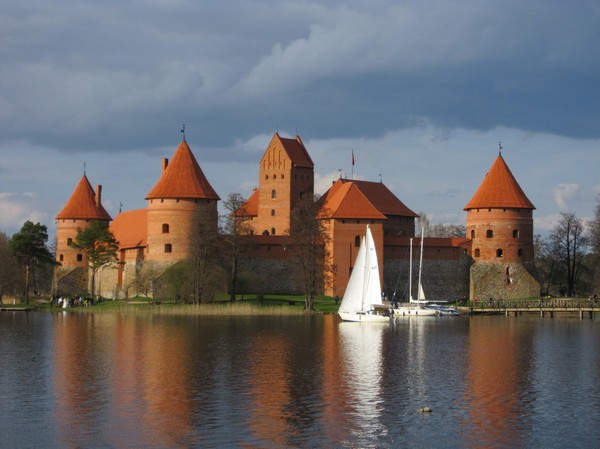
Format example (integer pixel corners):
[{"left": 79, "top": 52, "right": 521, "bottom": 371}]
[
  {"left": 549, "top": 212, "right": 589, "bottom": 296},
  {"left": 589, "top": 195, "right": 600, "bottom": 292},
  {"left": 429, "top": 223, "right": 466, "bottom": 238},
  {"left": 288, "top": 194, "right": 329, "bottom": 311},
  {"left": 221, "top": 193, "right": 253, "bottom": 301},
  {"left": 188, "top": 209, "right": 221, "bottom": 304}
]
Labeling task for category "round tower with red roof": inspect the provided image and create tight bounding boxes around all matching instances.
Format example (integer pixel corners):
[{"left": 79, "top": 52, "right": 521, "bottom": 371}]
[
  {"left": 55, "top": 174, "right": 112, "bottom": 267},
  {"left": 54, "top": 174, "right": 112, "bottom": 294},
  {"left": 464, "top": 151, "right": 539, "bottom": 299},
  {"left": 145, "top": 138, "right": 220, "bottom": 262}
]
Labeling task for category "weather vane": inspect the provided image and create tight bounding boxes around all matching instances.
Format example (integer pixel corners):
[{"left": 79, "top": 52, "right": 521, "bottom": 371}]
[
  {"left": 83, "top": 161, "right": 86, "bottom": 175},
  {"left": 181, "top": 123, "right": 186, "bottom": 142},
  {"left": 499, "top": 141, "right": 503, "bottom": 155}
]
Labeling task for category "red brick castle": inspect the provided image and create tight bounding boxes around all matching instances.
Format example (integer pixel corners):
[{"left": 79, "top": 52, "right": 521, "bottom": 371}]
[{"left": 53, "top": 134, "right": 540, "bottom": 301}]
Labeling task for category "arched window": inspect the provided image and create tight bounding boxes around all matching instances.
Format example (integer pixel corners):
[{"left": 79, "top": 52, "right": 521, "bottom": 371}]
[
  {"left": 486, "top": 229, "right": 493, "bottom": 238},
  {"left": 496, "top": 248, "right": 503, "bottom": 257},
  {"left": 59, "top": 254, "right": 64, "bottom": 262},
  {"left": 76, "top": 254, "right": 83, "bottom": 262},
  {"left": 162, "top": 223, "right": 169, "bottom": 233},
  {"left": 354, "top": 235, "right": 360, "bottom": 247},
  {"left": 164, "top": 244, "right": 172, "bottom": 253},
  {"left": 273, "top": 174, "right": 277, "bottom": 179},
  {"left": 262, "top": 230, "right": 269, "bottom": 235},
  {"left": 265, "top": 175, "right": 269, "bottom": 180},
  {"left": 470, "top": 230, "right": 475, "bottom": 239},
  {"left": 271, "top": 209, "right": 275, "bottom": 216},
  {"left": 271, "top": 228, "right": 276, "bottom": 235},
  {"left": 271, "top": 189, "right": 277, "bottom": 199},
  {"left": 474, "top": 248, "right": 480, "bottom": 257},
  {"left": 513, "top": 229, "right": 519, "bottom": 238},
  {"left": 67, "top": 237, "right": 73, "bottom": 245}
]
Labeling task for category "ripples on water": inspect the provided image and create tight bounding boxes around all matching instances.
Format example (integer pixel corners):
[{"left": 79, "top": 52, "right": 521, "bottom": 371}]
[{"left": 0, "top": 312, "right": 599, "bottom": 448}]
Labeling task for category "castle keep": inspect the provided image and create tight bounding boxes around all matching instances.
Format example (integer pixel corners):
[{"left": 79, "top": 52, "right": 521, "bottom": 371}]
[{"left": 53, "top": 133, "right": 540, "bottom": 301}]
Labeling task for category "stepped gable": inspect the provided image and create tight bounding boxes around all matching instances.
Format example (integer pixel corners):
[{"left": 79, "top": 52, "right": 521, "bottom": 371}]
[
  {"left": 146, "top": 140, "right": 220, "bottom": 200},
  {"left": 318, "top": 179, "right": 386, "bottom": 219},
  {"left": 464, "top": 153, "right": 535, "bottom": 210},
  {"left": 56, "top": 175, "right": 111, "bottom": 220},
  {"left": 274, "top": 133, "right": 314, "bottom": 168},
  {"left": 110, "top": 209, "right": 147, "bottom": 249}
]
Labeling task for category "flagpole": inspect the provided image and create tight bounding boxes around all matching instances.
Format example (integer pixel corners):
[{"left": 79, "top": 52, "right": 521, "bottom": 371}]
[{"left": 351, "top": 149, "right": 354, "bottom": 179}]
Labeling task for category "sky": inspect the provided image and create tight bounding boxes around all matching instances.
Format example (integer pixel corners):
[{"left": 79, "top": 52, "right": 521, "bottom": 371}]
[{"left": 1, "top": 0, "right": 599, "bottom": 241}]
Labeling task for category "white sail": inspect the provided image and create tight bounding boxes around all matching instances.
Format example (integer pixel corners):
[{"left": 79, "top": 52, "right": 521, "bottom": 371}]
[{"left": 338, "top": 225, "right": 385, "bottom": 322}]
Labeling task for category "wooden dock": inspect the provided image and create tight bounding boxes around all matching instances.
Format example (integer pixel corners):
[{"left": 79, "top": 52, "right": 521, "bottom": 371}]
[{"left": 468, "top": 298, "right": 598, "bottom": 319}]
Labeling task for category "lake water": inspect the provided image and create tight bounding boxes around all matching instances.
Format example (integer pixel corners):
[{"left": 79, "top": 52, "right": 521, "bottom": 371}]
[{"left": 1, "top": 311, "right": 599, "bottom": 448}]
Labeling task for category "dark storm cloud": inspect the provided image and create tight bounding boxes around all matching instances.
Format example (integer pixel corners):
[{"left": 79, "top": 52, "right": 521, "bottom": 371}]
[{"left": 0, "top": 0, "right": 598, "bottom": 159}]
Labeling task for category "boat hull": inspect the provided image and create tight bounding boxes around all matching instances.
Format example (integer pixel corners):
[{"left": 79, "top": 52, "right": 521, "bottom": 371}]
[
  {"left": 338, "top": 311, "right": 391, "bottom": 323},
  {"left": 392, "top": 307, "right": 437, "bottom": 317}
]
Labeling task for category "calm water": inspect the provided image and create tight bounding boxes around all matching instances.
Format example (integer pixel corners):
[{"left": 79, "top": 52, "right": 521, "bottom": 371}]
[{"left": 1, "top": 311, "right": 599, "bottom": 449}]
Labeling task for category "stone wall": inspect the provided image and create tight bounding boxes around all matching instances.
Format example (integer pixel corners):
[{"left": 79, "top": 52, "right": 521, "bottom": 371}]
[
  {"left": 470, "top": 262, "right": 540, "bottom": 301},
  {"left": 383, "top": 255, "right": 471, "bottom": 303}
]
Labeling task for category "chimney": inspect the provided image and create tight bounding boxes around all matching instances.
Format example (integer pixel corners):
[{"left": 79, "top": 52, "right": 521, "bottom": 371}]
[
  {"left": 162, "top": 158, "right": 169, "bottom": 172},
  {"left": 95, "top": 185, "right": 102, "bottom": 208}
]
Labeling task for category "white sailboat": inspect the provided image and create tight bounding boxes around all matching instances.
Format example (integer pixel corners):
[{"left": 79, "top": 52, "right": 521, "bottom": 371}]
[
  {"left": 338, "top": 225, "right": 390, "bottom": 323},
  {"left": 393, "top": 232, "right": 437, "bottom": 317}
]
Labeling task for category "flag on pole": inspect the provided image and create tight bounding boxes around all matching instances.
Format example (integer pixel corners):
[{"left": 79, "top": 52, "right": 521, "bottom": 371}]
[{"left": 352, "top": 150, "right": 355, "bottom": 166}]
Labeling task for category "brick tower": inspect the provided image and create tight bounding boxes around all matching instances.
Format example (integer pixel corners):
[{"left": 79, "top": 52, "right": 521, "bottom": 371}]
[
  {"left": 247, "top": 133, "right": 314, "bottom": 236},
  {"left": 318, "top": 178, "right": 418, "bottom": 297},
  {"left": 54, "top": 174, "right": 112, "bottom": 293},
  {"left": 145, "top": 137, "right": 220, "bottom": 263},
  {"left": 464, "top": 151, "right": 539, "bottom": 300}
]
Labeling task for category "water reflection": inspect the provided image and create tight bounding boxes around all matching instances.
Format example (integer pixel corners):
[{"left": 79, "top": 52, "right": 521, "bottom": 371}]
[
  {"left": 462, "top": 317, "right": 535, "bottom": 449},
  {"left": 338, "top": 322, "right": 387, "bottom": 447},
  {"left": 2, "top": 312, "right": 598, "bottom": 448}
]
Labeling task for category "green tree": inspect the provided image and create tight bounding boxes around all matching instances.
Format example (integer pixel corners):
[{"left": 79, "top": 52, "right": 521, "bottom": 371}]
[
  {"left": 220, "top": 193, "right": 253, "bottom": 301},
  {"left": 70, "top": 220, "right": 119, "bottom": 299},
  {"left": 549, "top": 212, "right": 589, "bottom": 296},
  {"left": 0, "top": 231, "right": 21, "bottom": 303},
  {"left": 9, "top": 221, "right": 55, "bottom": 303}
]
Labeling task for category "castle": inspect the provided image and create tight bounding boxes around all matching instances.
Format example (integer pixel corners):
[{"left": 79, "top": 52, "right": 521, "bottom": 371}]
[{"left": 53, "top": 132, "right": 540, "bottom": 301}]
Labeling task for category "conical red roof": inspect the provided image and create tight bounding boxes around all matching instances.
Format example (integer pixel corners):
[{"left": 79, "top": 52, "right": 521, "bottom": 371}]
[
  {"left": 56, "top": 175, "right": 111, "bottom": 220},
  {"left": 146, "top": 140, "right": 220, "bottom": 200},
  {"left": 464, "top": 153, "right": 535, "bottom": 210}
]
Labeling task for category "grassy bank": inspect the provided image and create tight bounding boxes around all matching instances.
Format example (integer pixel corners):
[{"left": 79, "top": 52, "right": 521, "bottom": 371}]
[{"left": 18, "top": 294, "right": 340, "bottom": 316}]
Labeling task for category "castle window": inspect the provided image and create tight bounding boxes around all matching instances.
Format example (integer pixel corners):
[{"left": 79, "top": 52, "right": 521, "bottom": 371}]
[
  {"left": 281, "top": 174, "right": 285, "bottom": 179},
  {"left": 474, "top": 249, "right": 480, "bottom": 257},
  {"left": 470, "top": 230, "right": 475, "bottom": 239},
  {"left": 59, "top": 254, "right": 64, "bottom": 262},
  {"left": 513, "top": 229, "right": 519, "bottom": 238},
  {"left": 496, "top": 248, "right": 503, "bottom": 257},
  {"left": 262, "top": 230, "right": 269, "bottom": 235},
  {"left": 77, "top": 254, "right": 83, "bottom": 262},
  {"left": 265, "top": 175, "right": 269, "bottom": 180},
  {"left": 271, "top": 189, "right": 277, "bottom": 199},
  {"left": 299, "top": 191, "right": 304, "bottom": 198},
  {"left": 274, "top": 174, "right": 277, "bottom": 179},
  {"left": 162, "top": 224, "right": 170, "bottom": 233},
  {"left": 271, "top": 209, "right": 275, "bottom": 216},
  {"left": 486, "top": 229, "right": 493, "bottom": 238},
  {"left": 518, "top": 248, "right": 523, "bottom": 257},
  {"left": 67, "top": 237, "right": 72, "bottom": 245},
  {"left": 164, "top": 244, "right": 172, "bottom": 253},
  {"left": 271, "top": 228, "right": 276, "bottom": 235},
  {"left": 355, "top": 235, "right": 360, "bottom": 247}
]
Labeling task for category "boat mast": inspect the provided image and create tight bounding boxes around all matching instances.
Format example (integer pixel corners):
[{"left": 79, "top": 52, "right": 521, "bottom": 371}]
[
  {"left": 409, "top": 238, "right": 413, "bottom": 301},
  {"left": 418, "top": 227, "right": 424, "bottom": 301}
]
